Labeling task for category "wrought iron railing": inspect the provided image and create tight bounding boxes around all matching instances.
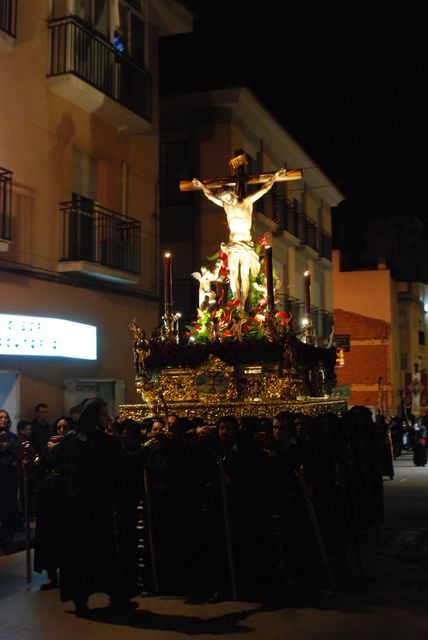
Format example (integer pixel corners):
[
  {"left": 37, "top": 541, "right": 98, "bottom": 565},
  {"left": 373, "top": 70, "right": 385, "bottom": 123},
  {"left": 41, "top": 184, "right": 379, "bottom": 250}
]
[
  {"left": 0, "top": 0, "right": 16, "bottom": 37},
  {"left": 278, "top": 294, "right": 334, "bottom": 345},
  {"left": 60, "top": 195, "right": 141, "bottom": 274},
  {"left": 48, "top": 16, "right": 152, "bottom": 122},
  {"left": 0, "top": 167, "right": 12, "bottom": 240},
  {"left": 317, "top": 229, "right": 332, "bottom": 260},
  {"left": 302, "top": 214, "right": 317, "bottom": 251},
  {"left": 273, "top": 195, "right": 300, "bottom": 236},
  {"left": 273, "top": 196, "right": 327, "bottom": 255}
]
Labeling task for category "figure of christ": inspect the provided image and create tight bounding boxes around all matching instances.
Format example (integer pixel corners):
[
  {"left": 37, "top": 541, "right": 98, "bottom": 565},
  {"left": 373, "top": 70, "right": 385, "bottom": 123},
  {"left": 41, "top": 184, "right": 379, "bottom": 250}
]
[{"left": 192, "top": 168, "right": 287, "bottom": 308}]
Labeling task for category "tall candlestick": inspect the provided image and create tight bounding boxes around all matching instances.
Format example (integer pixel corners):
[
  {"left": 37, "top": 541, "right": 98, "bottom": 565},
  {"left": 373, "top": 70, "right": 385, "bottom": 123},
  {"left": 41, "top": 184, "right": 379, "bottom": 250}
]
[
  {"left": 304, "top": 270, "right": 311, "bottom": 316},
  {"left": 163, "top": 252, "right": 172, "bottom": 314},
  {"left": 264, "top": 245, "right": 275, "bottom": 313}
]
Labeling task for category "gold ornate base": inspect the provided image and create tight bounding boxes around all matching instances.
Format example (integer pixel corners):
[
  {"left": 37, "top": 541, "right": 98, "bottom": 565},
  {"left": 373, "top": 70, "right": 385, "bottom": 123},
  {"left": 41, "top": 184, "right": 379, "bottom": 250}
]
[
  {"left": 120, "top": 354, "right": 346, "bottom": 423},
  {"left": 119, "top": 398, "right": 347, "bottom": 424}
]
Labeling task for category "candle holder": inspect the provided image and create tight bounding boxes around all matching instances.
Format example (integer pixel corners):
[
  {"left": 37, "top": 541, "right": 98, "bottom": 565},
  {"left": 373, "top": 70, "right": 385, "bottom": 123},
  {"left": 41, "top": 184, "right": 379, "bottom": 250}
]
[
  {"left": 264, "top": 310, "right": 280, "bottom": 343},
  {"left": 161, "top": 312, "right": 180, "bottom": 343},
  {"left": 302, "top": 316, "right": 315, "bottom": 345}
]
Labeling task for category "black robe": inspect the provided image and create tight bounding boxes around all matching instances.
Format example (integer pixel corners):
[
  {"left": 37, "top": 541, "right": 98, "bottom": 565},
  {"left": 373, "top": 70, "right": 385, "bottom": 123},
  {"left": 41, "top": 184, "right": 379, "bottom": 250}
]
[{"left": 47, "top": 429, "right": 139, "bottom": 603}]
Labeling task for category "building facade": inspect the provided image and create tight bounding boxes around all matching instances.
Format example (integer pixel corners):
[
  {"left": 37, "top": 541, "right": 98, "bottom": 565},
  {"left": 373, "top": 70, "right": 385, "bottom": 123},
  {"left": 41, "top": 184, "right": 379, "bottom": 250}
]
[
  {"left": 159, "top": 87, "right": 343, "bottom": 342},
  {"left": 0, "top": 0, "right": 193, "bottom": 424},
  {"left": 333, "top": 250, "right": 428, "bottom": 416}
]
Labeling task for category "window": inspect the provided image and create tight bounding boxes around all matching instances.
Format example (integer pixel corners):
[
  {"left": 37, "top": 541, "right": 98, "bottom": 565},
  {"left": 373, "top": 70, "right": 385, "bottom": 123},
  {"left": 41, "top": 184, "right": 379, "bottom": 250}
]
[
  {"left": 399, "top": 309, "right": 408, "bottom": 328},
  {"left": 160, "top": 141, "right": 193, "bottom": 207},
  {"left": 114, "top": 0, "right": 145, "bottom": 65},
  {"left": 400, "top": 353, "right": 408, "bottom": 370}
]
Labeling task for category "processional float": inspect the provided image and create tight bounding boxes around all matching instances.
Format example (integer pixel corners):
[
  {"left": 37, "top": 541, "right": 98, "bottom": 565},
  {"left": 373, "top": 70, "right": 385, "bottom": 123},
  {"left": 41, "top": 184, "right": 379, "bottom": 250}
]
[{"left": 120, "top": 152, "right": 346, "bottom": 424}]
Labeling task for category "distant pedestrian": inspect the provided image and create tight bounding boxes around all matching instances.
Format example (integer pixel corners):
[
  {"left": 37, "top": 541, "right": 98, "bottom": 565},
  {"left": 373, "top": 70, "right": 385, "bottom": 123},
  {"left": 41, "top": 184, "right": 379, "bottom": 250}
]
[
  {"left": 30, "top": 403, "right": 51, "bottom": 457},
  {"left": 413, "top": 427, "right": 427, "bottom": 467},
  {"left": 0, "top": 409, "right": 18, "bottom": 551}
]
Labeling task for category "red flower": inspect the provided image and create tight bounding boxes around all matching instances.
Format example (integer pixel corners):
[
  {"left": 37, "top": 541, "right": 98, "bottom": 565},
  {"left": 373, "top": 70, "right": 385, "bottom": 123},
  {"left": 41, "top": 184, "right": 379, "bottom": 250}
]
[
  {"left": 229, "top": 298, "right": 240, "bottom": 308},
  {"left": 275, "top": 311, "right": 291, "bottom": 327},
  {"left": 219, "top": 250, "right": 228, "bottom": 266}
]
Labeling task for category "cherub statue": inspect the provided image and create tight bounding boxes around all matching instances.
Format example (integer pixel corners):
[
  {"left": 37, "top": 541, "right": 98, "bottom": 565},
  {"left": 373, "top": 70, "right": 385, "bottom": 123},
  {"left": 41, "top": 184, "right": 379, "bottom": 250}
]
[{"left": 191, "top": 261, "right": 221, "bottom": 309}]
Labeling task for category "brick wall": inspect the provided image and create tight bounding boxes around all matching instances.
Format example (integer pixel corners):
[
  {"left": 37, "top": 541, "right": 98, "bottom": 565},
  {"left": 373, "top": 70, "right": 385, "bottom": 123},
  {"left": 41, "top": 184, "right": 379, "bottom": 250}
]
[{"left": 335, "top": 308, "right": 391, "bottom": 410}]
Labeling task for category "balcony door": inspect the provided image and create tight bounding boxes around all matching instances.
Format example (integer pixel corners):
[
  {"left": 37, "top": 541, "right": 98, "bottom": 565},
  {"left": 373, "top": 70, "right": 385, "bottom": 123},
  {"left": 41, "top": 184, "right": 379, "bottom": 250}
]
[
  {"left": 70, "top": 149, "right": 97, "bottom": 262},
  {"left": 52, "top": 1, "right": 146, "bottom": 65}
]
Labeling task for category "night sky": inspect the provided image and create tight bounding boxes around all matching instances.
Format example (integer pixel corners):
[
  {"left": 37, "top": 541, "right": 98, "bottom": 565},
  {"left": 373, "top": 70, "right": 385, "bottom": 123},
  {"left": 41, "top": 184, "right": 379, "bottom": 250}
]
[{"left": 160, "top": 3, "right": 428, "bottom": 252}]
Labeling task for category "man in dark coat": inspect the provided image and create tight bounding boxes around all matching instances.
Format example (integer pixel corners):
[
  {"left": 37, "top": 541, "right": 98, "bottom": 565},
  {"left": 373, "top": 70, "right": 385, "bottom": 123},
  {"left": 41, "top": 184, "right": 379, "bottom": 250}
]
[
  {"left": 30, "top": 403, "right": 51, "bottom": 457},
  {"left": 0, "top": 409, "right": 18, "bottom": 551},
  {"left": 47, "top": 398, "right": 139, "bottom": 616}
]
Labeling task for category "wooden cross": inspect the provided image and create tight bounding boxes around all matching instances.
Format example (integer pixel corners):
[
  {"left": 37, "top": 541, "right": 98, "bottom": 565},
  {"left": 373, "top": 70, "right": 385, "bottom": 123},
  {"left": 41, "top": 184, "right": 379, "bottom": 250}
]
[{"left": 179, "top": 149, "right": 302, "bottom": 193}]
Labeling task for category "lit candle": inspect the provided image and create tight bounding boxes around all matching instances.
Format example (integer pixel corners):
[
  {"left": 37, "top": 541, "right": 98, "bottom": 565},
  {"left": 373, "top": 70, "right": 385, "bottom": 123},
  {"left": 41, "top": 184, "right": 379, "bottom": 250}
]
[
  {"left": 304, "top": 270, "right": 311, "bottom": 316},
  {"left": 163, "top": 252, "right": 172, "bottom": 314},
  {"left": 264, "top": 245, "right": 275, "bottom": 313}
]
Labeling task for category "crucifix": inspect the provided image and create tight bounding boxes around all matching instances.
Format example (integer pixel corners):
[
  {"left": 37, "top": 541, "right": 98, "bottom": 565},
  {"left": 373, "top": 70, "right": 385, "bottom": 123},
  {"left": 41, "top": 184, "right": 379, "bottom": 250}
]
[
  {"left": 179, "top": 150, "right": 302, "bottom": 195},
  {"left": 180, "top": 151, "right": 302, "bottom": 310}
]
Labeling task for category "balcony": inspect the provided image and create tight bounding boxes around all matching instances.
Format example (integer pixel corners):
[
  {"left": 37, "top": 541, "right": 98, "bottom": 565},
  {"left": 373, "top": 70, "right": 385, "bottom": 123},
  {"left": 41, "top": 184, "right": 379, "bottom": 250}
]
[
  {"left": 273, "top": 196, "right": 299, "bottom": 237},
  {"left": 47, "top": 16, "right": 152, "bottom": 134},
  {"left": 0, "top": 167, "right": 12, "bottom": 252},
  {"left": 58, "top": 195, "right": 140, "bottom": 284},
  {"left": 0, "top": 0, "right": 16, "bottom": 51},
  {"left": 279, "top": 294, "right": 333, "bottom": 345},
  {"left": 317, "top": 229, "right": 332, "bottom": 260}
]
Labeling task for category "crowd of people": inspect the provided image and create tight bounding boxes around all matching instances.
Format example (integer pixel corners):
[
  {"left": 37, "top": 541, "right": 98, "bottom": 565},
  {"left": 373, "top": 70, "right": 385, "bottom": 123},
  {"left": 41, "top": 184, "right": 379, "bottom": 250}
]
[{"left": 0, "top": 399, "right": 426, "bottom": 616}]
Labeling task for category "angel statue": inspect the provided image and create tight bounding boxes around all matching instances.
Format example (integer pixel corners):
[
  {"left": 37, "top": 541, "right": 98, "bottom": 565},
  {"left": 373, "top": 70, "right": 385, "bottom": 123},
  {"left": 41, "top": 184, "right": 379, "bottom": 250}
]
[{"left": 191, "top": 261, "right": 221, "bottom": 309}]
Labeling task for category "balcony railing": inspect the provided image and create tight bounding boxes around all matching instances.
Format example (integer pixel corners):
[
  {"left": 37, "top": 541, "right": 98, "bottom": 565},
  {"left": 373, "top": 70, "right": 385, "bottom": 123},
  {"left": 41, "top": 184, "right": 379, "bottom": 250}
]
[
  {"left": 0, "top": 167, "right": 12, "bottom": 241},
  {"left": 48, "top": 16, "right": 152, "bottom": 122},
  {"left": 0, "top": 0, "right": 16, "bottom": 37},
  {"left": 302, "top": 214, "right": 317, "bottom": 251},
  {"left": 317, "top": 229, "right": 332, "bottom": 260},
  {"left": 273, "top": 195, "right": 300, "bottom": 236},
  {"left": 60, "top": 195, "right": 140, "bottom": 275},
  {"left": 278, "top": 294, "right": 334, "bottom": 345},
  {"left": 273, "top": 195, "right": 332, "bottom": 259}
]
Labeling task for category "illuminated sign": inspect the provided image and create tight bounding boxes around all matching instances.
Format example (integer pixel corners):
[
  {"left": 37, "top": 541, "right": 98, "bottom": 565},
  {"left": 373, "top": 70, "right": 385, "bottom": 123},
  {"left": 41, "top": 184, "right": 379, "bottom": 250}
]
[{"left": 0, "top": 314, "right": 97, "bottom": 360}]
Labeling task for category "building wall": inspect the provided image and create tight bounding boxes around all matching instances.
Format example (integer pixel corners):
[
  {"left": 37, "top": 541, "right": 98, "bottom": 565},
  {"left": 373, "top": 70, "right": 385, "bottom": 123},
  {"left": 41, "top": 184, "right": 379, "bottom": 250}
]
[
  {"left": 335, "top": 309, "right": 391, "bottom": 412},
  {"left": 0, "top": 1, "right": 191, "bottom": 422},
  {"left": 333, "top": 250, "right": 401, "bottom": 415}
]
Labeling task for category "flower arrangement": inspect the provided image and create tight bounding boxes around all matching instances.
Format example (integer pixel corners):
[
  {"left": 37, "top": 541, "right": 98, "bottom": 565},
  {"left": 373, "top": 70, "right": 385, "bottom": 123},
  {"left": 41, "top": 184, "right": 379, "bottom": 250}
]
[{"left": 185, "top": 234, "right": 291, "bottom": 344}]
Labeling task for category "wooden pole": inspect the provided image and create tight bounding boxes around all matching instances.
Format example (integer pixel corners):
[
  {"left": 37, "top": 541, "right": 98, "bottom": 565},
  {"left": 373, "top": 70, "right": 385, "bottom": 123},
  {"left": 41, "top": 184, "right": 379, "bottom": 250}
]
[
  {"left": 218, "top": 457, "right": 238, "bottom": 601},
  {"left": 295, "top": 463, "right": 336, "bottom": 595},
  {"left": 143, "top": 469, "right": 160, "bottom": 594},
  {"left": 23, "top": 451, "right": 32, "bottom": 583}
]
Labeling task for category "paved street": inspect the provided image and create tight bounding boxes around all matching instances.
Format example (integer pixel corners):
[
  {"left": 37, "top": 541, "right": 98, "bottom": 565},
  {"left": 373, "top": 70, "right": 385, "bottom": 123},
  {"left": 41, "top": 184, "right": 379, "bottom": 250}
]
[{"left": 1, "top": 451, "right": 428, "bottom": 639}]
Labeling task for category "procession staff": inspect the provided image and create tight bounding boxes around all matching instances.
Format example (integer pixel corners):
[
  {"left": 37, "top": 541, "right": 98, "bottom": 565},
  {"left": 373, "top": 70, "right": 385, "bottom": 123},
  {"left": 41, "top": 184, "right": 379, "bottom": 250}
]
[
  {"left": 217, "top": 454, "right": 238, "bottom": 601},
  {"left": 143, "top": 466, "right": 160, "bottom": 594},
  {"left": 22, "top": 443, "right": 32, "bottom": 583},
  {"left": 295, "top": 463, "right": 336, "bottom": 595}
]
